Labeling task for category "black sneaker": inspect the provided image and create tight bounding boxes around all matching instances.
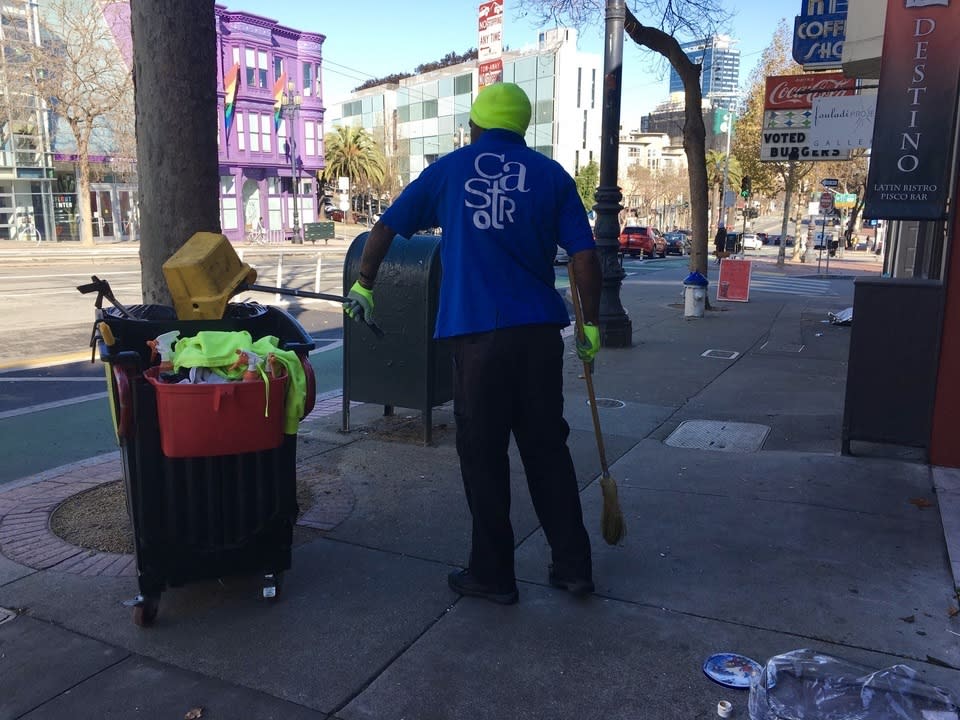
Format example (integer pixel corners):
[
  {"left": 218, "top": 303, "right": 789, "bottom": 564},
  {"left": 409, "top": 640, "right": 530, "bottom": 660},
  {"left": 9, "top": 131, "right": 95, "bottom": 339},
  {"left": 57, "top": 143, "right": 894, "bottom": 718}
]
[
  {"left": 447, "top": 569, "right": 519, "bottom": 605},
  {"left": 548, "top": 565, "right": 595, "bottom": 597}
]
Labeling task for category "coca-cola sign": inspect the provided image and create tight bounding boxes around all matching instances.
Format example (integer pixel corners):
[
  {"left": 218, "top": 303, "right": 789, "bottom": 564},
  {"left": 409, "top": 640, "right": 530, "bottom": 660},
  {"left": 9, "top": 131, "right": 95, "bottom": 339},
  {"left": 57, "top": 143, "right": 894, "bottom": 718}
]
[{"left": 764, "top": 74, "right": 857, "bottom": 110}]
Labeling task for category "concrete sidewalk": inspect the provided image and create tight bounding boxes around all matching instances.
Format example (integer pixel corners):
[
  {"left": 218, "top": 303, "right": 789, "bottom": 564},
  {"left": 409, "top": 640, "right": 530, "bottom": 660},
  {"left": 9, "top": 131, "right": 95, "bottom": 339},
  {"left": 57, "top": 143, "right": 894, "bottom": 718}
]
[{"left": 1, "top": 264, "right": 958, "bottom": 718}]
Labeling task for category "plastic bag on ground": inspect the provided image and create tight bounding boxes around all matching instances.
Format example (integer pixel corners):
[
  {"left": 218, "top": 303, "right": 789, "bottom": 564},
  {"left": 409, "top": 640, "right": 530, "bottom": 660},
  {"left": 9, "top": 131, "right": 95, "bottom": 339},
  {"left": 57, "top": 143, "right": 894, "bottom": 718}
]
[{"left": 748, "top": 649, "right": 959, "bottom": 720}]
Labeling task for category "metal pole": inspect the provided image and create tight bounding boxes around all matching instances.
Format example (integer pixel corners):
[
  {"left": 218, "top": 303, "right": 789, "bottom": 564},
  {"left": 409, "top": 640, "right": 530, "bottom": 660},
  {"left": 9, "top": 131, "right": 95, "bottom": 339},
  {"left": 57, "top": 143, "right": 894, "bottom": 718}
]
[
  {"left": 719, "top": 112, "right": 732, "bottom": 229},
  {"left": 594, "top": 0, "right": 632, "bottom": 347},
  {"left": 291, "top": 134, "right": 301, "bottom": 244}
]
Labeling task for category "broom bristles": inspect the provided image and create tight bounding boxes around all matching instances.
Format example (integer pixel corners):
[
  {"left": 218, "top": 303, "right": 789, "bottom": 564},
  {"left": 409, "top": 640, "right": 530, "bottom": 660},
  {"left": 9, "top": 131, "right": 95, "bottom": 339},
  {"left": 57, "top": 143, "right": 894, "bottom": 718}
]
[{"left": 600, "top": 474, "right": 626, "bottom": 545}]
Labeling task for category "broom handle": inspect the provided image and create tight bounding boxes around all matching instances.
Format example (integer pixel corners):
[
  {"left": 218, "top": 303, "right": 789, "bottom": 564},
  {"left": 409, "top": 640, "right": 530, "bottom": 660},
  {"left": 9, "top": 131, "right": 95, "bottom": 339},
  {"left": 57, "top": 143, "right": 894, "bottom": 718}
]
[{"left": 568, "top": 263, "right": 610, "bottom": 477}]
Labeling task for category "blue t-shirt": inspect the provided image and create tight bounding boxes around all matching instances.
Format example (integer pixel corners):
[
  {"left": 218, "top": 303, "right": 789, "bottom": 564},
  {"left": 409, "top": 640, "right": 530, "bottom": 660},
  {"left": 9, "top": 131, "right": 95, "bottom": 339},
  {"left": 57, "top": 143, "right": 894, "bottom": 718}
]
[{"left": 379, "top": 129, "right": 595, "bottom": 339}]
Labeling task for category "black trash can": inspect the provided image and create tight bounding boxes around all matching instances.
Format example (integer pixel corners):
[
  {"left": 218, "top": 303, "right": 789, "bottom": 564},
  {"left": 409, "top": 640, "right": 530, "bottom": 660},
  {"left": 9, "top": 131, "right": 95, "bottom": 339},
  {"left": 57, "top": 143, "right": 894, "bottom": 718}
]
[
  {"left": 97, "top": 302, "right": 316, "bottom": 626},
  {"left": 341, "top": 232, "right": 452, "bottom": 444}
]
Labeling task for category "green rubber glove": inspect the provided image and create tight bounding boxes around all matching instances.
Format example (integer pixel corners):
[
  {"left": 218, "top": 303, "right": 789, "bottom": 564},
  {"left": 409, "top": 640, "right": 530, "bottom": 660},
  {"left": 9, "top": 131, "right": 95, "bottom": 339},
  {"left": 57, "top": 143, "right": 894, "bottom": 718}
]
[
  {"left": 344, "top": 280, "right": 375, "bottom": 325},
  {"left": 576, "top": 323, "right": 600, "bottom": 363}
]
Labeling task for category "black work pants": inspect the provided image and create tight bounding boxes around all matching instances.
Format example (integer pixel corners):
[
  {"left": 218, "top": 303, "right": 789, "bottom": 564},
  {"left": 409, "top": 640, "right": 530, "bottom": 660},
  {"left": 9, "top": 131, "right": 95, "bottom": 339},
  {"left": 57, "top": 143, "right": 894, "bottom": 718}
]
[{"left": 452, "top": 325, "right": 591, "bottom": 590}]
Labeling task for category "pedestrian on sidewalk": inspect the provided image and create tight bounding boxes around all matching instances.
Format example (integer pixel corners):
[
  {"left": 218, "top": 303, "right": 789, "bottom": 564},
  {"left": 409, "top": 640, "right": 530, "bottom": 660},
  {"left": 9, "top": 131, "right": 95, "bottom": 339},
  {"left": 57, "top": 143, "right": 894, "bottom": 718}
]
[
  {"left": 343, "top": 82, "right": 602, "bottom": 605},
  {"left": 714, "top": 224, "right": 726, "bottom": 263}
]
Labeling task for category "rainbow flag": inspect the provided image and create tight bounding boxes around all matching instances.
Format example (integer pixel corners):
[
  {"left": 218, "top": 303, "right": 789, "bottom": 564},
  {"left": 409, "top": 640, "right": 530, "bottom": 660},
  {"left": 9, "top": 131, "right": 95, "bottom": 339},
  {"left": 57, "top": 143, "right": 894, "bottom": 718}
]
[
  {"left": 273, "top": 72, "right": 287, "bottom": 130},
  {"left": 223, "top": 63, "right": 240, "bottom": 134}
]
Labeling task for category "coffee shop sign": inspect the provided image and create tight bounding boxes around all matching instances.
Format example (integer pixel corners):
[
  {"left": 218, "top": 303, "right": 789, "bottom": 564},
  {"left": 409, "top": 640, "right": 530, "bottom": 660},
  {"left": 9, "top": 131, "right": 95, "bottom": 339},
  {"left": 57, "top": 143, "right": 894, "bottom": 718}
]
[{"left": 793, "top": 0, "right": 848, "bottom": 69}]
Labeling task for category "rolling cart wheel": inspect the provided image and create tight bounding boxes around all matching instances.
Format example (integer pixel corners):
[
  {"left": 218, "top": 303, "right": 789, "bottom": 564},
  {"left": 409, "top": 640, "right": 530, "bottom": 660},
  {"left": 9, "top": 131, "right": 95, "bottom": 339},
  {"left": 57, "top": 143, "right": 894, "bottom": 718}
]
[
  {"left": 131, "top": 595, "right": 160, "bottom": 627},
  {"left": 262, "top": 573, "right": 282, "bottom": 601}
]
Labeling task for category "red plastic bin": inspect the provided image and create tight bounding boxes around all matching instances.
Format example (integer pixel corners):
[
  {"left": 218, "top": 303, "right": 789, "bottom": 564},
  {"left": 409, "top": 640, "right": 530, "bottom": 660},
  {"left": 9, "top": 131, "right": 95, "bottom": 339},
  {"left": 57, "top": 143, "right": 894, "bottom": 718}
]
[{"left": 144, "top": 367, "right": 287, "bottom": 458}]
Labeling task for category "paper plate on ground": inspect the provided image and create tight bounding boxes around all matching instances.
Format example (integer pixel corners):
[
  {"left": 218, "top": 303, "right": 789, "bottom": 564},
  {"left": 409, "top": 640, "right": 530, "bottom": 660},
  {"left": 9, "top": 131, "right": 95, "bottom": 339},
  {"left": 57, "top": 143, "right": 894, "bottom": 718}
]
[{"left": 702, "top": 653, "right": 763, "bottom": 688}]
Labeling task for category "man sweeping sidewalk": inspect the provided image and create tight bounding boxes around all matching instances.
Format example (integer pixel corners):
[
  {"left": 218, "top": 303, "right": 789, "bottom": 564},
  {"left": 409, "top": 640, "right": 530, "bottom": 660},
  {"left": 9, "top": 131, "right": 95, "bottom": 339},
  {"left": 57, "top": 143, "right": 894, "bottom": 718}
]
[{"left": 343, "top": 82, "right": 602, "bottom": 604}]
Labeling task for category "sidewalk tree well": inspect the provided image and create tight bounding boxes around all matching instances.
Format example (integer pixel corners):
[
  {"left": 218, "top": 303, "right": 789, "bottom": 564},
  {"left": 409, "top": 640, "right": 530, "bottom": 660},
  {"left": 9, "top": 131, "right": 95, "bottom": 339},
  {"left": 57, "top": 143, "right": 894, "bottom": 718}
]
[
  {"left": 731, "top": 21, "right": 809, "bottom": 265},
  {"left": 515, "top": 0, "right": 731, "bottom": 276},
  {"left": 8, "top": 0, "right": 134, "bottom": 247},
  {"left": 130, "top": 0, "right": 220, "bottom": 303}
]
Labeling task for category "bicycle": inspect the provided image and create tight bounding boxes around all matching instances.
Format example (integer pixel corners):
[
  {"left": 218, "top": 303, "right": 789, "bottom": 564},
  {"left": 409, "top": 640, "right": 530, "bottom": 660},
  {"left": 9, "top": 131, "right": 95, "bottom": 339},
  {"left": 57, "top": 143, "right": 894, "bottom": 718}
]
[{"left": 248, "top": 223, "right": 267, "bottom": 245}]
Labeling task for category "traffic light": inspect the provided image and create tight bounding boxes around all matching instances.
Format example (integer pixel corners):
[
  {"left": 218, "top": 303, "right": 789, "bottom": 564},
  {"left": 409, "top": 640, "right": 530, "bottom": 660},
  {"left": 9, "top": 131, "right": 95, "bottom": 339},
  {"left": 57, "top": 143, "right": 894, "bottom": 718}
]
[{"left": 740, "top": 176, "right": 752, "bottom": 198}]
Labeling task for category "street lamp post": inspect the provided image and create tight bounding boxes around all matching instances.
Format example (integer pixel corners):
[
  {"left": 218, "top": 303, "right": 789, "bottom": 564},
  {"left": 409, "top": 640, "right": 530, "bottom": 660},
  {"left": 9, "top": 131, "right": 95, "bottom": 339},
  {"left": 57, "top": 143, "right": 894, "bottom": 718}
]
[
  {"left": 718, "top": 110, "right": 732, "bottom": 230},
  {"left": 281, "top": 82, "right": 302, "bottom": 244},
  {"left": 594, "top": 0, "right": 632, "bottom": 347}
]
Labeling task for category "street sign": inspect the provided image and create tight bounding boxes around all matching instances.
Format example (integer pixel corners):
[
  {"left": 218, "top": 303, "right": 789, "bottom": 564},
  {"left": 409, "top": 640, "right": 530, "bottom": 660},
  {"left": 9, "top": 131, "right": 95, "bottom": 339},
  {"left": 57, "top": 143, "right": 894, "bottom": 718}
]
[
  {"left": 819, "top": 191, "right": 835, "bottom": 213},
  {"left": 834, "top": 192, "right": 857, "bottom": 209},
  {"left": 821, "top": 178, "right": 839, "bottom": 187}
]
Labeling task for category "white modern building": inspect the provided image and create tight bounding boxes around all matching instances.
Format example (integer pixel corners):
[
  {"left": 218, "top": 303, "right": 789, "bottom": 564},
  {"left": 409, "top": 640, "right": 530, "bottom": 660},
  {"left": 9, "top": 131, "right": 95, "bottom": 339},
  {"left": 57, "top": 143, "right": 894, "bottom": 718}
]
[
  {"left": 0, "top": 0, "right": 55, "bottom": 242},
  {"left": 326, "top": 28, "right": 603, "bottom": 188}
]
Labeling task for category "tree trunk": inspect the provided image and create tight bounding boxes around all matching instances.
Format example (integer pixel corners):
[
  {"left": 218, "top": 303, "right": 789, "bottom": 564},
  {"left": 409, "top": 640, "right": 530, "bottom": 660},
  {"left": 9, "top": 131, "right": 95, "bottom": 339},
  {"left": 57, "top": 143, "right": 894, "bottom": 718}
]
[
  {"left": 76, "top": 153, "right": 94, "bottom": 247},
  {"left": 623, "top": 12, "right": 708, "bottom": 276},
  {"left": 130, "top": 0, "right": 220, "bottom": 304},
  {"left": 777, "top": 162, "right": 797, "bottom": 267}
]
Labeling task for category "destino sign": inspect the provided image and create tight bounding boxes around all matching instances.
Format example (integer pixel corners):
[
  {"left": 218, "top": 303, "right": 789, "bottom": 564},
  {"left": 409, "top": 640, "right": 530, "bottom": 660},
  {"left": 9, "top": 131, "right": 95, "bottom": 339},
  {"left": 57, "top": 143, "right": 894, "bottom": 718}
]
[
  {"left": 761, "top": 74, "right": 857, "bottom": 162},
  {"left": 864, "top": 0, "right": 959, "bottom": 220}
]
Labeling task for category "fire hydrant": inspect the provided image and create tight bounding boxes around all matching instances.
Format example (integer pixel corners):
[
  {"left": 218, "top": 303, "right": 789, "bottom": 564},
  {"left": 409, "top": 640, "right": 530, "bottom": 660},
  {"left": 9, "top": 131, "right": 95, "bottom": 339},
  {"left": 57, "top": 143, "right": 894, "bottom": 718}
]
[{"left": 683, "top": 271, "right": 709, "bottom": 318}]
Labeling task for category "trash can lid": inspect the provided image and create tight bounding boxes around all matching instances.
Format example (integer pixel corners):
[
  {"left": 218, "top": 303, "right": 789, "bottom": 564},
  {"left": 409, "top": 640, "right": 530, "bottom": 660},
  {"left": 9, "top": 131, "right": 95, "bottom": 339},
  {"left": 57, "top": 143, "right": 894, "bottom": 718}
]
[{"left": 683, "top": 271, "right": 709, "bottom": 286}]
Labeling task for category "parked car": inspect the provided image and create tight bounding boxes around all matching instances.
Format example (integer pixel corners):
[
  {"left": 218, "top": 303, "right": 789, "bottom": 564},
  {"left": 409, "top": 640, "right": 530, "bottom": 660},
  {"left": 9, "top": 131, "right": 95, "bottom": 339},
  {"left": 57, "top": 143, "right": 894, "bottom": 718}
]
[
  {"left": 662, "top": 231, "right": 688, "bottom": 256},
  {"left": 742, "top": 233, "right": 763, "bottom": 251},
  {"left": 813, "top": 231, "right": 835, "bottom": 249},
  {"left": 618, "top": 225, "right": 666, "bottom": 258}
]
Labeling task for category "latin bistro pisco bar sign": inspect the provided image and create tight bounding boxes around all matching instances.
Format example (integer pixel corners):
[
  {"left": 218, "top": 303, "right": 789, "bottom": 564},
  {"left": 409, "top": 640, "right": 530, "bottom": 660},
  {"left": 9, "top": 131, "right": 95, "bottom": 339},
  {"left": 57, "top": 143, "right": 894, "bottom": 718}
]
[
  {"left": 864, "top": 0, "right": 960, "bottom": 220},
  {"left": 761, "top": 73, "right": 857, "bottom": 162}
]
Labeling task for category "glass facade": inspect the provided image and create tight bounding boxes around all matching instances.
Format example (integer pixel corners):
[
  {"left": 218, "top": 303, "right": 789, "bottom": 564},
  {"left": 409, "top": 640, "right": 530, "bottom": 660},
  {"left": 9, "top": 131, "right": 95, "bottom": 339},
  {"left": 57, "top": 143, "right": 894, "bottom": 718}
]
[
  {"left": 669, "top": 36, "right": 740, "bottom": 110},
  {"left": 328, "top": 28, "right": 601, "bottom": 189},
  {"left": 391, "top": 55, "right": 559, "bottom": 185}
]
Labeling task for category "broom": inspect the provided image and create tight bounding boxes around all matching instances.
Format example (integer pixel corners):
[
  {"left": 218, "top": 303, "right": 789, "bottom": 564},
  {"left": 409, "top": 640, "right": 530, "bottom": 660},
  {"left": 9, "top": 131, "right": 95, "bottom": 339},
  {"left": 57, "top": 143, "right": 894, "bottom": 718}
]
[{"left": 567, "top": 263, "right": 626, "bottom": 545}]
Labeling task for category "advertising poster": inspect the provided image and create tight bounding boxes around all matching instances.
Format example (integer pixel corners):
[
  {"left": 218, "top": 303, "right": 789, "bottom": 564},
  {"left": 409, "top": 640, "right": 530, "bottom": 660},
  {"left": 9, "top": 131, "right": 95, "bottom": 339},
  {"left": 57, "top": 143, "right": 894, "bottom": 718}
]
[
  {"left": 761, "top": 74, "right": 856, "bottom": 162},
  {"left": 717, "top": 259, "right": 752, "bottom": 302},
  {"left": 864, "top": 0, "right": 960, "bottom": 220}
]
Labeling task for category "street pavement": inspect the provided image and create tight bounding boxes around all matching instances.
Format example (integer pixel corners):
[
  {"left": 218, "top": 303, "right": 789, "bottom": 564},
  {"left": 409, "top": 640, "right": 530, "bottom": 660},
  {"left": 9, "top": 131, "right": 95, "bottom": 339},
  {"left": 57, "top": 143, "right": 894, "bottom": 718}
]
[{"left": 0, "top": 239, "right": 958, "bottom": 718}]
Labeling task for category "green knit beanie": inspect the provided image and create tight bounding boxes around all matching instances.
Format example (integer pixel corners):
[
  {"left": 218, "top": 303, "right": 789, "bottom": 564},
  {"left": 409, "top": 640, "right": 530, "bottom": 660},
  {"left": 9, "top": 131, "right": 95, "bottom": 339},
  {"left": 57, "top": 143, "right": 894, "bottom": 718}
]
[{"left": 469, "top": 82, "right": 532, "bottom": 136}]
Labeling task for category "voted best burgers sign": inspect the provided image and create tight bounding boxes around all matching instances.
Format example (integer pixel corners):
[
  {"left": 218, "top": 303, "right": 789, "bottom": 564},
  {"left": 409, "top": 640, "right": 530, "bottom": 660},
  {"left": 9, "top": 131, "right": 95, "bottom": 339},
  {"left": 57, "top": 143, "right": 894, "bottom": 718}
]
[
  {"left": 761, "top": 74, "right": 857, "bottom": 162},
  {"left": 864, "top": 0, "right": 960, "bottom": 220}
]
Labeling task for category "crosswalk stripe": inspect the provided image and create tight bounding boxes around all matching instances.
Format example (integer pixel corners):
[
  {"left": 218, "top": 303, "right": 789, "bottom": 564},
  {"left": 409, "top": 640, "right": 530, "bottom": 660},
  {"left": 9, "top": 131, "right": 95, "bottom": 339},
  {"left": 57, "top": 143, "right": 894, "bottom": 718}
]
[{"left": 750, "top": 275, "right": 836, "bottom": 296}]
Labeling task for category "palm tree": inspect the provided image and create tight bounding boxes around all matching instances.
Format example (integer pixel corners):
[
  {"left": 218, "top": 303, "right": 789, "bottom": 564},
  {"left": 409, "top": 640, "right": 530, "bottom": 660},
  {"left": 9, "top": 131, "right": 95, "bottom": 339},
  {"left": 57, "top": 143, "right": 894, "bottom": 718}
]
[{"left": 322, "top": 126, "right": 386, "bottom": 222}]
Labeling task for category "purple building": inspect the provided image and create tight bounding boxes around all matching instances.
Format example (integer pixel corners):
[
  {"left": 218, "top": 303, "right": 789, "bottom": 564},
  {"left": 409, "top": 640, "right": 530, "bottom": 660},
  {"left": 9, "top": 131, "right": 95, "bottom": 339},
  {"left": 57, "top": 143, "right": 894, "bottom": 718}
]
[
  {"left": 215, "top": 5, "right": 325, "bottom": 243},
  {"left": 100, "top": 3, "right": 325, "bottom": 243}
]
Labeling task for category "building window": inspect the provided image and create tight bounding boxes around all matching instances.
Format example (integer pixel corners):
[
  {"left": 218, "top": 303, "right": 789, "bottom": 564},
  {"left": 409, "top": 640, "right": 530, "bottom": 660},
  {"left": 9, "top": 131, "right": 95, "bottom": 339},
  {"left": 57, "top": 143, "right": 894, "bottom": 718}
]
[
  {"left": 245, "top": 49, "right": 256, "bottom": 86},
  {"left": 258, "top": 51, "right": 268, "bottom": 88},
  {"left": 274, "top": 56, "right": 283, "bottom": 81},
  {"left": 249, "top": 113, "right": 260, "bottom": 152},
  {"left": 232, "top": 46, "right": 240, "bottom": 71},
  {"left": 260, "top": 114, "right": 271, "bottom": 153},
  {"left": 220, "top": 175, "right": 238, "bottom": 230},
  {"left": 303, "top": 63, "right": 313, "bottom": 97},
  {"left": 453, "top": 73, "right": 472, "bottom": 95},
  {"left": 236, "top": 112, "right": 245, "bottom": 151},
  {"left": 423, "top": 99, "right": 438, "bottom": 119},
  {"left": 582, "top": 110, "right": 587, "bottom": 150},
  {"left": 245, "top": 48, "right": 268, "bottom": 89},
  {"left": 591, "top": 69, "right": 596, "bottom": 109},
  {"left": 304, "top": 121, "right": 316, "bottom": 156},
  {"left": 577, "top": 67, "right": 582, "bottom": 108}
]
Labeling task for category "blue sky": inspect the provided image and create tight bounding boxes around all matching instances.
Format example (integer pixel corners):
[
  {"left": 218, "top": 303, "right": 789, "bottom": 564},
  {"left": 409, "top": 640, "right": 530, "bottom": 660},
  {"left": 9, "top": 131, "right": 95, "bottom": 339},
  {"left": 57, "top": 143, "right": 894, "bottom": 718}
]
[{"left": 234, "top": 0, "right": 799, "bottom": 127}]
